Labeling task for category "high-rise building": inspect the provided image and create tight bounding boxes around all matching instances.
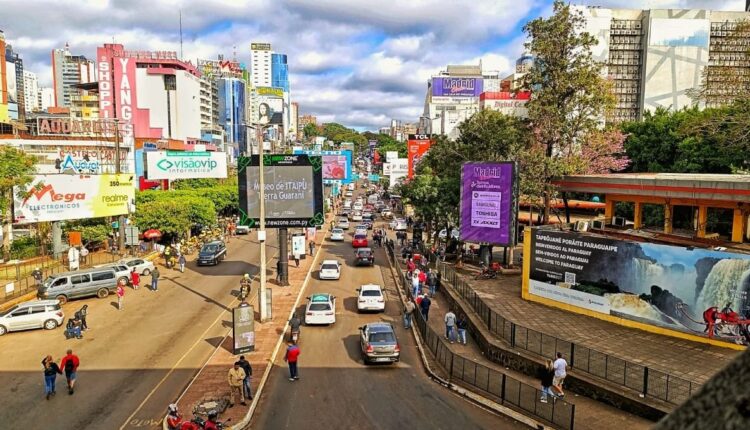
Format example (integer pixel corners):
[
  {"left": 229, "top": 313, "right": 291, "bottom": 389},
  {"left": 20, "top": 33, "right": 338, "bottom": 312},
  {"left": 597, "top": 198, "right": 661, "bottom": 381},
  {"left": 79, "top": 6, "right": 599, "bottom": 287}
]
[
  {"left": 197, "top": 57, "right": 246, "bottom": 155},
  {"left": 217, "top": 77, "right": 247, "bottom": 156},
  {"left": 70, "top": 89, "right": 99, "bottom": 119},
  {"left": 271, "top": 52, "right": 292, "bottom": 139},
  {"left": 249, "top": 43, "right": 272, "bottom": 87},
  {"left": 23, "top": 70, "right": 38, "bottom": 112},
  {"left": 421, "top": 64, "right": 484, "bottom": 139},
  {"left": 52, "top": 44, "right": 96, "bottom": 107},
  {"left": 577, "top": 6, "right": 750, "bottom": 122},
  {"left": 290, "top": 102, "right": 299, "bottom": 141},
  {"left": 5, "top": 43, "right": 25, "bottom": 121},
  {"left": 37, "top": 87, "right": 54, "bottom": 111},
  {"left": 0, "top": 31, "right": 9, "bottom": 124}
]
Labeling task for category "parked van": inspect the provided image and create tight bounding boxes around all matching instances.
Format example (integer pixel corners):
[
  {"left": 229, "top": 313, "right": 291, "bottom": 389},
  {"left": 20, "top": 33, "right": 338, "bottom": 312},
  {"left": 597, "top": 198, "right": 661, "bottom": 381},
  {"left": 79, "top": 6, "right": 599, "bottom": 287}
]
[{"left": 39, "top": 267, "right": 119, "bottom": 304}]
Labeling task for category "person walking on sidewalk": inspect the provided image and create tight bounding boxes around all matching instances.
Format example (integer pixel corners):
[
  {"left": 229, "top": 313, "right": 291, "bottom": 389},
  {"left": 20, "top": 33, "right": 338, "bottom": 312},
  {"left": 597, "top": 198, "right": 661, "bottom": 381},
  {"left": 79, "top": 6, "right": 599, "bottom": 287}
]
[
  {"left": 41, "top": 355, "right": 62, "bottom": 400},
  {"left": 293, "top": 253, "right": 300, "bottom": 268},
  {"left": 150, "top": 267, "right": 160, "bottom": 291},
  {"left": 539, "top": 360, "right": 557, "bottom": 403},
  {"left": 227, "top": 362, "right": 247, "bottom": 407},
  {"left": 411, "top": 272, "right": 420, "bottom": 298},
  {"left": 309, "top": 241, "right": 315, "bottom": 256},
  {"left": 60, "top": 349, "right": 79, "bottom": 395},
  {"left": 435, "top": 270, "right": 442, "bottom": 294},
  {"left": 403, "top": 300, "right": 416, "bottom": 329},
  {"left": 178, "top": 254, "right": 186, "bottom": 273},
  {"left": 552, "top": 352, "right": 568, "bottom": 398},
  {"left": 444, "top": 309, "right": 457, "bottom": 343},
  {"left": 238, "top": 355, "right": 253, "bottom": 400},
  {"left": 456, "top": 314, "right": 468, "bottom": 345},
  {"left": 130, "top": 268, "right": 140, "bottom": 290},
  {"left": 284, "top": 341, "right": 301, "bottom": 381},
  {"left": 276, "top": 259, "right": 283, "bottom": 283},
  {"left": 420, "top": 295, "right": 432, "bottom": 321},
  {"left": 427, "top": 269, "right": 437, "bottom": 296},
  {"left": 116, "top": 282, "right": 125, "bottom": 310}
]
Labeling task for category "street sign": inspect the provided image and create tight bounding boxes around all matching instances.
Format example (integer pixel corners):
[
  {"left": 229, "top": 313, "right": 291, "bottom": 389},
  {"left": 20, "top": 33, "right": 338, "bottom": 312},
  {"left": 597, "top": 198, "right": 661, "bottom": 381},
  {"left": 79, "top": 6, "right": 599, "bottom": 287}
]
[
  {"left": 233, "top": 304, "right": 255, "bottom": 354},
  {"left": 125, "top": 226, "right": 140, "bottom": 246}
]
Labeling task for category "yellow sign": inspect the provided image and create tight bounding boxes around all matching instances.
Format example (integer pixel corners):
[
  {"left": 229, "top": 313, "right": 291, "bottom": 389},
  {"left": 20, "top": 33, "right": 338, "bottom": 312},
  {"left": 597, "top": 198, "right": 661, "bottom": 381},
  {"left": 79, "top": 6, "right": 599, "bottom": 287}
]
[
  {"left": 251, "top": 43, "right": 271, "bottom": 51},
  {"left": 256, "top": 86, "right": 284, "bottom": 97}
]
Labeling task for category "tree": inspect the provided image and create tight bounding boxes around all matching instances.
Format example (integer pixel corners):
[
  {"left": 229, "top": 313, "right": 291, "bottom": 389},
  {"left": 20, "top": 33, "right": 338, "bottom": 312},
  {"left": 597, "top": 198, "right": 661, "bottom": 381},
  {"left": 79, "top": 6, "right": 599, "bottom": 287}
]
[
  {"left": 303, "top": 123, "right": 320, "bottom": 139},
  {"left": 131, "top": 200, "right": 192, "bottom": 237},
  {"left": 523, "top": 0, "right": 618, "bottom": 223},
  {"left": 0, "top": 147, "right": 37, "bottom": 259}
]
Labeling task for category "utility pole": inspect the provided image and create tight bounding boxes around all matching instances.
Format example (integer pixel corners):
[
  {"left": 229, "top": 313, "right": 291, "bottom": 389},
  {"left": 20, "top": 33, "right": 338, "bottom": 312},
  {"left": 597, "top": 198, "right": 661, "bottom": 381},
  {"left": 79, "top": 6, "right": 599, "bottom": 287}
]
[
  {"left": 257, "top": 124, "right": 269, "bottom": 321},
  {"left": 114, "top": 118, "right": 126, "bottom": 255}
]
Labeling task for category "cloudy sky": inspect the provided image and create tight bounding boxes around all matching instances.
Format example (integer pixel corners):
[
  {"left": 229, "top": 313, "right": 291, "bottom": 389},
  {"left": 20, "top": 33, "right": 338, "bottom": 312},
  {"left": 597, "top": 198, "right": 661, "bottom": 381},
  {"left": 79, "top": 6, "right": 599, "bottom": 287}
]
[{"left": 1, "top": 0, "right": 746, "bottom": 130}]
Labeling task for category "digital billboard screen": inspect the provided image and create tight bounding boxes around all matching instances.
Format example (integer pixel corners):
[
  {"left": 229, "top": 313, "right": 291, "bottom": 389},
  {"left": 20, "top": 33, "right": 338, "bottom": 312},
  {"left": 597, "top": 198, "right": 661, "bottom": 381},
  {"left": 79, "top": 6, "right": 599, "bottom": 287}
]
[
  {"left": 322, "top": 155, "right": 348, "bottom": 180},
  {"left": 431, "top": 77, "right": 483, "bottom": 97},
  {"left": 459, "top": 162, "right": 517, "bottom": 246},
  {"left": 238, "top": 154, "right": 324, "bottom": 228}
]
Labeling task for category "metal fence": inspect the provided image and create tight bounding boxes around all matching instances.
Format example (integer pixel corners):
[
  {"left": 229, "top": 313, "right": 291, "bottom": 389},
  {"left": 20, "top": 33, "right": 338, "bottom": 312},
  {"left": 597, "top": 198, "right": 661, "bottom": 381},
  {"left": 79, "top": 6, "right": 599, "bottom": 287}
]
[
  {"left": 436, "top": 261, "right": 698, "bottom": 406},
  {"left": 388, "top": 247, "right": 576, "bottom": 429}
]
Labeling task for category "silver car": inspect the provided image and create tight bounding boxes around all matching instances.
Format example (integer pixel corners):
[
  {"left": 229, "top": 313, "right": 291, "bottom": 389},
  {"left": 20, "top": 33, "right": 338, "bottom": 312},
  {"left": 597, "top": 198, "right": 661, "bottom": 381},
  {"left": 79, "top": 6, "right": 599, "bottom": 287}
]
[
  {"left": 0, "top": 300, "right": 64, "bottom": 336},
  {"left": 118, "top": 257, "right": 156, "bottom": 275},
  {"left": 359, "top": 322, "right": 400, "bottom": 365}
]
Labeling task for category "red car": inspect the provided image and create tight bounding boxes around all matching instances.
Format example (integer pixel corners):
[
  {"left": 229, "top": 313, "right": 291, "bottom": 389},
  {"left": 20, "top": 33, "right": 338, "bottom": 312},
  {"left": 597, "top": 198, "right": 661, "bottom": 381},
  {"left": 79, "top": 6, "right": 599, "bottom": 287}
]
[{"left": 352, "top": 234, "right": 368, "bottom": 248}]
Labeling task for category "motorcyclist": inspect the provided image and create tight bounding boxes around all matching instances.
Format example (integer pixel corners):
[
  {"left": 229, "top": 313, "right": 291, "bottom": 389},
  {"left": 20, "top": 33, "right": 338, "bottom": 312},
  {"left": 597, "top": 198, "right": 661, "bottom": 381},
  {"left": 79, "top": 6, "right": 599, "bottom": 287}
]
[
  {"left": 204, "top": 411, "right": 219, "bottom": 430},
  {"left": 289, "top": 313, "right": 302, "bottom": 342},
  {"left": 166, "top": 404, "right": 182, "bottom": 430},
  {"left": 239, "top": 274, "right": 251, "bottom": 302}
]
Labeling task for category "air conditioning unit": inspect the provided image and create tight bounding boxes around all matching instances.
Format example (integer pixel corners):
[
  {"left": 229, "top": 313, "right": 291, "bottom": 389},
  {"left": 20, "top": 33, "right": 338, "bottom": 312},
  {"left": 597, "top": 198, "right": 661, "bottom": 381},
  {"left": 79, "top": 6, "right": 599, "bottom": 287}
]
[
  {"left": 575, "top": 221, "right": 589, "bottom": 232},
  {"left": 591, "top": 220, "right": 605, "bottom": 230},
  {"left": 612, "top": 216, "right": 627, "bottom": 227}
]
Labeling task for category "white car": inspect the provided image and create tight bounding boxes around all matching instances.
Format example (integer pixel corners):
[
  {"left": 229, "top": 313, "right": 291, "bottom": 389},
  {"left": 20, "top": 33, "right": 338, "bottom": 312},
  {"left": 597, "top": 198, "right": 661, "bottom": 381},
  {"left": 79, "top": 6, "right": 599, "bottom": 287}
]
[
  {"left": 381, "top": 209, "right": 393, "bottom": 219},
  {"left": 354, "top": 227, "right": 368, "bottom": 237},
  {"left": 393, "top": 219, "right": 408, "bottom": 231},
  {"left": 344, "top": 201, "right": 352, "bottom": 210},
  {"left": 338, "top": 218, "right": 350, "bottom": 230},
  {"left": 235, "top": 225, "right": 250, "bottom": 235},
  {"left": 351, "top": 212, "right": 363, "bottom": 222},
  {"left": 96, "top": 263, "right": 132, "bottom": 285},
  {"left": 305, "top": 293, "right": 336, "bottom": 325},
  {"left": 357, "top": 284, "right": 386, "bottom": 313},
  {"left": 118, "top": 257, "right": 156, "bottom": 275},
  {"left": 345, "top": 191, "right": 353, "bottom": 197},
  {"left": 319, "top": 260, "right": 341, "bottom": 280},
  {"left": 0, "top": 300, "right": 64, "bottom": 336},
  {"left": 330, "top": 228, "right": 345, "bottom": 241}
]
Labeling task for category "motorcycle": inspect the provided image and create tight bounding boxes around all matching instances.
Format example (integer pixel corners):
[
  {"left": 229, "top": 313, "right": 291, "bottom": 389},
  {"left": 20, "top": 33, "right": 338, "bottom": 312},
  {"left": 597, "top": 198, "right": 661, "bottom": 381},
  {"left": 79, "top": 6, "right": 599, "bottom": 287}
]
[{"left": 474, "top": 263, "right": 498, "bottom": 280}]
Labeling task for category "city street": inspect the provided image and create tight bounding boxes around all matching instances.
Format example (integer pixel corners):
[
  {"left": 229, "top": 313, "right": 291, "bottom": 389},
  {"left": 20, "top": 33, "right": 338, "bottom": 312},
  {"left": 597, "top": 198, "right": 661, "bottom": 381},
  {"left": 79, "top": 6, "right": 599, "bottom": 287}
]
[
  {"left": 0, "top": 232, "right": 277, "bottom": 430},
  {"left": 251, "top": 213, "right": 521, "bottom": 429}
]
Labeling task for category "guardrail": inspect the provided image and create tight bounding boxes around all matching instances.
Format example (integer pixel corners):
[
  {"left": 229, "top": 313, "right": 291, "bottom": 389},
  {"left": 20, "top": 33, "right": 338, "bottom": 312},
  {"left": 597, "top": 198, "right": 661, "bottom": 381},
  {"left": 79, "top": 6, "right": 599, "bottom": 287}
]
[
  {"left": 433, "top": 256, "right": 697, "bottom": 406},
  {"left": 387, "top": 244, "right": 576, "bottom": 429}
]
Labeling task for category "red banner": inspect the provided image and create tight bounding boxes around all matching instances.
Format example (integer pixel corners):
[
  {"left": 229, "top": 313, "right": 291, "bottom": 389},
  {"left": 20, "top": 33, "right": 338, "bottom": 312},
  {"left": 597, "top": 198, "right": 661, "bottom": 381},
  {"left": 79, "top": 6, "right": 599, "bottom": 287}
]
[{"left": 407, "top": 135, "right": 432, "bottom": 179}]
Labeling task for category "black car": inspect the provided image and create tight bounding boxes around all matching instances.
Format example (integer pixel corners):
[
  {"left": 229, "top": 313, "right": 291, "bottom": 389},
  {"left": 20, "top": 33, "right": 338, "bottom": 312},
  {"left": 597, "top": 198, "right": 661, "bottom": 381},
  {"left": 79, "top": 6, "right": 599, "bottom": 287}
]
[
  {"left": 197, "top": 240, "right": 227, "bottom": 266},
  {"left": 354, "top": 248, "right": 375, "bottom": 266}
]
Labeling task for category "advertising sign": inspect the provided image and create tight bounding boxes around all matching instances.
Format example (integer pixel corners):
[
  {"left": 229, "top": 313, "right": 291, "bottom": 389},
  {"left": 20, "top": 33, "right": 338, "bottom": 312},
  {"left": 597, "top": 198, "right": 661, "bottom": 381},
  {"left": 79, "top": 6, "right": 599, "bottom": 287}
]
[
  {"left": 144, "top": 151, "right": 228, "bottom": 180},
  {"left": 257, "top": 95, "right": 283, "bottom": 125},
  {"left": 528, "top": 229, "right": 750, "bottom": 345},
  {"left": 407, "top": 134, "right": 432, "bottom": 179},
  {"left": 293, "top": 149, "right": 353, "bottom": 184},
  {"left": 481, "top": 92, "right": 531, "bottom": 118},
  {"left": 251, "top": 42, "right": 272, "bottom": 51},
  {"left": 14, "top": 174, "right": 135, "bottom": 224},
  {"left": 232, "top": 304, "right": 255, "bottom": 354},
  {"left": 256, "top": 86, "right": 284, "bottom": 98},
  {"left": 386, "top": 151, "right": 399, "bottom": 162},
  {"left": 291, "top": 233, "right": 306, "bottom": 258},
  {"left": 37, "top": 117, "right": 118, "bottom": 137},
  {"left": 459, "top": 162, "right": 517, "bottom": 246},
  {"left": 383, "top": 159, "right": 408, "bottom": 176},
  {"left": 238, "top": 154, "right": 325, "bottom": 228},
  {"left": 431, "top": 77, "right": 483, "bottom": 97}
]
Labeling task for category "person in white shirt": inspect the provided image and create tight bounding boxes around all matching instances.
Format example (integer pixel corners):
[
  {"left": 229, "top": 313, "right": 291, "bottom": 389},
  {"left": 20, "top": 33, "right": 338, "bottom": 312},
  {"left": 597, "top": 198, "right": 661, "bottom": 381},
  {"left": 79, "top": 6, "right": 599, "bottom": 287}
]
[
  {"left": 552, "top": 352, "right": 568, "bottom": 397},
  {"left": 444, "top": 310, "right": 457, "bottom": 343}
]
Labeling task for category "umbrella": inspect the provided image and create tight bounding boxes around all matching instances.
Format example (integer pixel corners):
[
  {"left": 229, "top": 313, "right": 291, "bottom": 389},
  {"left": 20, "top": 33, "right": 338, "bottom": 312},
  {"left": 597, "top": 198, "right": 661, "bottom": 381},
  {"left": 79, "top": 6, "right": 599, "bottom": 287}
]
[{"left": 143, "top": 229, "right": 162, "bottom": 239}]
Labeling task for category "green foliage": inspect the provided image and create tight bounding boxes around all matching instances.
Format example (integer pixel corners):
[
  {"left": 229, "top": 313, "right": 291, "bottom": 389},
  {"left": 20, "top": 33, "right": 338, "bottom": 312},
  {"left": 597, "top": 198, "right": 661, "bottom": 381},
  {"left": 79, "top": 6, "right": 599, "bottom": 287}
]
[
  {"left": 9, "top": 236, "right": 40, "bottom": 259},
  {"left": 303, "top": 123, "right": 320, "bottom": 139},
  {"left": 172, "top": 178, "right": 221, "bottom": 190},
  {"left": 64, "top": 220, "right": 111, "bottom": 246},
  {"left": 0, "top": 146, "right": 37, "bottom": 216},
  {"left": 131, "top": 200, "right": 193, "bottom": 236},
  {"left": 362, "top": 132, "right": 408, "bottom": 158}
]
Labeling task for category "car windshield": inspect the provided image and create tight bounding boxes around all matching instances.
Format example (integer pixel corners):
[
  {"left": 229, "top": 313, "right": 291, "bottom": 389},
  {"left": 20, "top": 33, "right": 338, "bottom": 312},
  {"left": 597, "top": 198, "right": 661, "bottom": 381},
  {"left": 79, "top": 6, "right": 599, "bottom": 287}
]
[
  {"left": 332, "top": 229, "right": 343, "bottom": 234},
  {"left": 0, "top": 306, "right": 18, "bottom": 317},
  {"left": 309, "top": 303, "right": 331, "bottom": 311},
  {"left": 362, "top": 289, "right": 382, "bottom": 297},
  {"left": 357, "top": 251, "right": 371, "bottom": 257},
  {"left": 321, "top": 264, "right": 338, "bottom": 271},
  {"left": 202, "top": 245, "right": 217, "bottom": 252},
  {"left": 354, "top": 235, "right": 366, "bottom": 240},
  {"left": 369, "top": 332, "right": 395, "bottom": 343}
]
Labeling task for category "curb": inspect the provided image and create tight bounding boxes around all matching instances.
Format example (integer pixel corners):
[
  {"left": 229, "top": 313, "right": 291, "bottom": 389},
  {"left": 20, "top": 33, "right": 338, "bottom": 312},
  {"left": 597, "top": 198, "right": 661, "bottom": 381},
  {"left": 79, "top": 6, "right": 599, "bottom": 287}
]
[{"left": 384, "top": 253, "right": 554, "bottom": 430}]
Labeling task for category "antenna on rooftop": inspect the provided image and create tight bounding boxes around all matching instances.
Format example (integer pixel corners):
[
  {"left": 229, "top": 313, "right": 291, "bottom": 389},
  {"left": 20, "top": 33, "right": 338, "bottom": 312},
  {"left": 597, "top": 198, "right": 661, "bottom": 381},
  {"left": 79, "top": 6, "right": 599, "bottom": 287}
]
[{"left": 179, "top": 9, "right": 184, "bottom": 59}]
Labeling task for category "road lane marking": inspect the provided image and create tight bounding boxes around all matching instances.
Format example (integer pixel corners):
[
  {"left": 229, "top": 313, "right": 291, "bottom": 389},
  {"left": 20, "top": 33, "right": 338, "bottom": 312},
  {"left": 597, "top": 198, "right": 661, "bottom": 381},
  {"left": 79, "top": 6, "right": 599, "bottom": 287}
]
[{"left": 119, "top": 243, "right": 278, "bottom": 430}]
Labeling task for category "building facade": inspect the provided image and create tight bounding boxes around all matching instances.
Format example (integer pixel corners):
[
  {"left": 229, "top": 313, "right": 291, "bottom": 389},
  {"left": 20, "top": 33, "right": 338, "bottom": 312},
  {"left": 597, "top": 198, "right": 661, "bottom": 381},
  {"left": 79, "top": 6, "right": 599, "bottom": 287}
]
[
  {"left": 52, "top": 44, "right": 96, "bottom": 107},
  {"left": 578, "top": 6, "right": 750, "bottom": 122},
  {"left": 421, "top": 64, "right": 485, "bottom": 139},
  {"left": 290, "top": 101, "right": 299, "bottom": 141},
  {"left": 0, "top": 31, "right": 7, "bottom": 124},
  {"left": 217, "top": 77, "right": 246, "bottom": 157},
  {"left": 298, "top": 114, "right": 317, "bottom": 135},
  {"left": 38, "top": 87, "right": 54, "bottom": 112},
  {"left": 249, "top": 43, "right": 272, "bottom": 87},
  {"left": 22, "top": 70, "right": 38, "bottom": 112},
  {"left": 5, "top": 43, "right": 25, "bottom": 121}
]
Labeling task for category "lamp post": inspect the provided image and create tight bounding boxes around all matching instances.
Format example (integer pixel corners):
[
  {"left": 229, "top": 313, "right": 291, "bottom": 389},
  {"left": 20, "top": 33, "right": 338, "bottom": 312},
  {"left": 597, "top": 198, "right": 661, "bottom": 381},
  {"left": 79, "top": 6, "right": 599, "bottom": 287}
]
[{"left": 114, "top": 118, "right": 126, "bottom": 254}]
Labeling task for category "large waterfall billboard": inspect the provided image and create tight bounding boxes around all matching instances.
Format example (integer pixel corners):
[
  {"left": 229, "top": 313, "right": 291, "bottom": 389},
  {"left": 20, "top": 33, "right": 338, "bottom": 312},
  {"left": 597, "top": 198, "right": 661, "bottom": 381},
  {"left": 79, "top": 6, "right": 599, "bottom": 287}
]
[{"left": 528, "top": 229, "right": 750, "bottom": 345}]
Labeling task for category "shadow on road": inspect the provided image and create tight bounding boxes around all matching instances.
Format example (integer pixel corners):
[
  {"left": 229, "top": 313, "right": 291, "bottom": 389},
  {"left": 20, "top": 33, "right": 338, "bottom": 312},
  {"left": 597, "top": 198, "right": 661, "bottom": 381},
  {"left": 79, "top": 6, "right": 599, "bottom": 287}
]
[
  {"left": 167, "top": 277, "right": 231, "bottom": 312},
  {"left": 342, "top": 333, "right": 362, "bottom": 364}
]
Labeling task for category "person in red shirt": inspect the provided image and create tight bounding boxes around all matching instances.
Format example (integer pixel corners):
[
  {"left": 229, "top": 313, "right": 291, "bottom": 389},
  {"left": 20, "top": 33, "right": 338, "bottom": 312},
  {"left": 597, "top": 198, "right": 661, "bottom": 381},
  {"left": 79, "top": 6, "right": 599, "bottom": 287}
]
[
  {"left": 284, "top": 342, "right": 301, "bottom": 381},
  {"left": 130, "top": 268, "right": 140, "bottom": 290},
  {"left": 418, "top": 270, "right": 427, "bottom": 289},
  {"left": 166, "top": 404, "right": 182, "bottom": 430},
  {"left": 60, "top": 349, "right": 80, "bottom": 395}
]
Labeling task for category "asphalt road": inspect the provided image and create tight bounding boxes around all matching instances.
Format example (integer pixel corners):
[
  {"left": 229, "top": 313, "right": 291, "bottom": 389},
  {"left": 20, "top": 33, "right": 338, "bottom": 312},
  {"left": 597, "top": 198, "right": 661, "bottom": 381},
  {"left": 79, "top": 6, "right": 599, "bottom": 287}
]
[
  {"left": 251, "top": 207, "right": 524, "bottom": 429},
  {"left": 0, "top": 231, "right": 277, "bottom": 430}
]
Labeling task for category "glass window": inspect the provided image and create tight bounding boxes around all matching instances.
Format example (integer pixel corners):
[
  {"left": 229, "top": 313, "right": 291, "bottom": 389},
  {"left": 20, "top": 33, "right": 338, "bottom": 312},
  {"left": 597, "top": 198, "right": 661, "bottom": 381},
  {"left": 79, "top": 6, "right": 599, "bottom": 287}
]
[
  {"left": 51, "top": 278, "right": 67, "bottom": 287},
  {"left": 30, "top": 306, "right": 48, "bottom": 314},
  {"left": 309, "top": 303, "right": 331, "bottom": 311},
  {"left": 321, "top": 264, "right": 339, "bottom": 271},
  {"left": 369, "top": 332, "right": 395, "bottom": 343},
  {"left": 71, "top": 274, "right": 91, "bottom": 285},
  {"left": 10, "top": 308, "right": 29, "bottom": 318},
  {"left": 362, "top": 290, "right": 382, "bottom": 297},
  {"left": 91, "top": 271, "right": 114, "bottom": 281}
]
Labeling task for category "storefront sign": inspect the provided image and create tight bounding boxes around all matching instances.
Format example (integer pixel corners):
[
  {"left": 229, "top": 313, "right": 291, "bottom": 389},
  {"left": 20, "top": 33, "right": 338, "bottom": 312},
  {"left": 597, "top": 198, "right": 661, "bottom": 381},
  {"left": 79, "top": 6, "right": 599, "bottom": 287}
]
[
  {"left": 37, "top": 117, "right": 117, "bottom": 137},
  {"left": 144, "top": 151, "right": 228, "bottom": 180}
]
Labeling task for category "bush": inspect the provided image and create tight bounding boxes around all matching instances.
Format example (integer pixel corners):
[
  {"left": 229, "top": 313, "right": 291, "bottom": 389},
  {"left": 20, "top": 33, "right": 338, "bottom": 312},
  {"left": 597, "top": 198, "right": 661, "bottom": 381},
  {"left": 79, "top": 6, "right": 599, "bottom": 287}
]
[{"left": 10, "top": 236, "right": 40, "bottom": 259}]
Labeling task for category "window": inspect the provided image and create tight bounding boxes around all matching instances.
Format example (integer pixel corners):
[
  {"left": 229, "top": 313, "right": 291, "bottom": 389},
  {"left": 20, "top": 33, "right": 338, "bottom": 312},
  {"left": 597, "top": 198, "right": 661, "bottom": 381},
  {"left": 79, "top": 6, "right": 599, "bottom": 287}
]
[
  {"left": 321, "top": 264, "right": 339, "bottom": 271},
  {"left": 71, "top": 274, "right": 91, "bottom": 285},
  {"left": 50, "top": 278, "right": 67, "bottom": 287},
  {"left": 362, "top": 290, "right": 382, "bottom": 297},
  {"left": 309, "top": 303, "right": 331, "bottom": 311},
  {"left": 10, "top": 309, "right": 29, "bottom": 318},
  {"left": 369, "top": 332, "right": 395, "bottom": 343},
  {"left": 30, "top": 306, "right": 48, "bottom": 314},
  {"left": 91, "top": 271, "right": 114, "bottom": 282}
]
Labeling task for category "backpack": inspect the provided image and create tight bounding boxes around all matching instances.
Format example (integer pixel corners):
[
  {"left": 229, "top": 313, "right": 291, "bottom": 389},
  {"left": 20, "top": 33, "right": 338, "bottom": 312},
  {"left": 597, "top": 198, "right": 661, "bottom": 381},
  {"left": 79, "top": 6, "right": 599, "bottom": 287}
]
[{"left": 64, "top": 357, "right": 75, "bottom": 372}]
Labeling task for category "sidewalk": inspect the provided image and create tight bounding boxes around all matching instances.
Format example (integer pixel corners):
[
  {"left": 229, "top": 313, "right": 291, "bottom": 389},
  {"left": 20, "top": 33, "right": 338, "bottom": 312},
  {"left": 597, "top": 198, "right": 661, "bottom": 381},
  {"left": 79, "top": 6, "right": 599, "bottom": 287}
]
[
  {"left": 419, "top": 284, "right": 654, "bottom": 430},
  {"left": 459, "top": 266, "right": 739, "bottom": 386},
  {"left": 172, "top": 221, "right": 329, "bottom": 427}
]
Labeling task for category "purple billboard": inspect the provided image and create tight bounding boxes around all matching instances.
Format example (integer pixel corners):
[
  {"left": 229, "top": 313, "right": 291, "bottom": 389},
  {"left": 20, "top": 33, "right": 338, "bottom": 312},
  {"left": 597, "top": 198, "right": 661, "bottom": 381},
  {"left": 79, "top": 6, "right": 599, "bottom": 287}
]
[
  {"left": 460, "top": 162, "right": 517, "bottom": 246},
  {"left": 431, "top": 77, "right": 484, "bottom": 97}
]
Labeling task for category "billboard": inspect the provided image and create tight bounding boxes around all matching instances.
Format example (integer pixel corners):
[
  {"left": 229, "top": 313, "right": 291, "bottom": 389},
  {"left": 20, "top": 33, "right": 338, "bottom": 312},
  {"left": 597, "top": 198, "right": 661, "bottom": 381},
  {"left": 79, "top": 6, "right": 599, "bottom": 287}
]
[
  {"left": 232, "top": 304, "right": 255, "bottom": 354},
  {"left": 256, "top": 86, "right": 284, "bottom": 98},
  {"left": 36, "top": 117, "right": 118, "bottom": 137},
  {"left": 528, "top": 229, "right": 750, "bottom": 345},
  {"left": 251, "top": 42, "right": 272, "bottom": 51},
  {"left": 383, "top": 159, "right": 408, "bottom": 176},
  {"left": 292, "top": 149, "right": 353, "bottom": 184},
  {"left": 257, "top": 95, "right": 283, "bottom": 125},
  {"left": 386, "top": 151, "right": 399, "bottom": 162},
  {"left": 14, "top": 174, "right": 135, "bottom": 224},
  {"left": 432, "top": 77, "right": 483, "bottom": 97},
  {"left": 481, "top": 91, "right": 531, "bottom": 118},
  {"left": 238, "top": 154, "right": 324, "bottom": 228},
  {"left": 459, "top": 162, "right": 517, "bottom": 246},
  {"left": 407, "top": 134, "right": 432, "bottom": 179},
  {"left": 144, "top": 151, "right": 228, "bottom": 180}
]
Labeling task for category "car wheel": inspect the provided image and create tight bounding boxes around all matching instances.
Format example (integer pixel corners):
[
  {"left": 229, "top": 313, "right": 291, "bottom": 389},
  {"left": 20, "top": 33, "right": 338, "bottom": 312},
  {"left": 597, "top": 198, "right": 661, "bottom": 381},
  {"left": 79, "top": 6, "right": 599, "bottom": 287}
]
[
  {"left": 43, "top": 319, "right": 58, "bottom": 330},
  {"left": 56, "top": 295, "right": 68, "bottom": 305},
  {"left": 143, "top": 268, "right": 151, "bottom": 276},
  {"left": 0, "top": 325, "right": 7, "bottom": 336},
  {"left": 97, "top": 288, "right": 109, "bottom": 299},
  {"left": 213, "top": 258, "right": 218, "bottom": 265},
  {"left": 118, "top": 276, "right": 129, "bottom": 286}
]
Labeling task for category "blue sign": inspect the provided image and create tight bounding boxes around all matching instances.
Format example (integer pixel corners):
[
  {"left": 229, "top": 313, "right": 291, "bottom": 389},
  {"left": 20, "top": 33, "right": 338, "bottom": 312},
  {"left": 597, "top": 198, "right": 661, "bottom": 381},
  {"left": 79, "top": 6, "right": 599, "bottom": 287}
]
[{"left": 292, "top": 149, "right": 353, "bottom": 185}]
